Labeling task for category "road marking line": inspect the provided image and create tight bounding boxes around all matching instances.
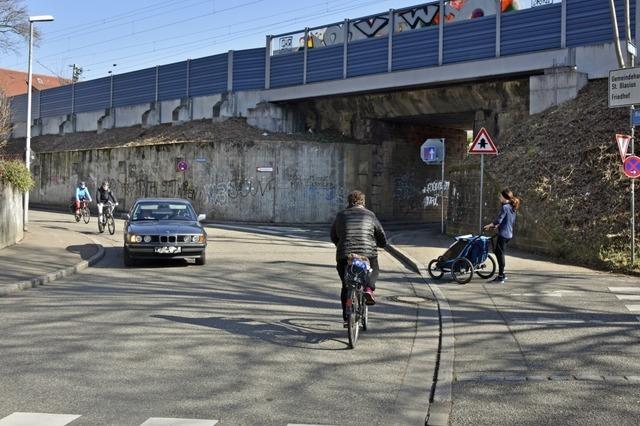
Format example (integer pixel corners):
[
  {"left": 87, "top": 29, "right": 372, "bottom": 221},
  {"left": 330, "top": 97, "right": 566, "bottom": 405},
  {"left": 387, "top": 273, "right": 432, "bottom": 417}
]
[
  {"left": 0, "top": 413, "right": 81, "bottom": 426},
  {"left": 509, "top": 318, "right": 639, "bottom": 325},
  {"left": 625, "top": 305, "right": 640, "bottom": 312},
  {"left": 609, "top": 287, "right": 640, "bottom": 293},
  {"left": 139, "top": 419, "right": 218, "bottom": 426},
  {"left": 616, "top": 295, "right": 640, "bottom": 300}
]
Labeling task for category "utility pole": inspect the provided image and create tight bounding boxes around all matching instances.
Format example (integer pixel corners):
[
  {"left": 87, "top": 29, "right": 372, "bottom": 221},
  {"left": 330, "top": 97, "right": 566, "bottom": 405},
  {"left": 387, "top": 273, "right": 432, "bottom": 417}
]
[{"left": 68, "top": 64, "right": 83, "bottom": 83}]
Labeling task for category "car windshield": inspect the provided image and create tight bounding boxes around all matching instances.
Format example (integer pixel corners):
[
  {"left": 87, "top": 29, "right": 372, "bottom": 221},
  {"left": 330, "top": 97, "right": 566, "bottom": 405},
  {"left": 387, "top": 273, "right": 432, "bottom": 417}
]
[{"left": 131, "top": 202, "right": 197, "bottom": 221}]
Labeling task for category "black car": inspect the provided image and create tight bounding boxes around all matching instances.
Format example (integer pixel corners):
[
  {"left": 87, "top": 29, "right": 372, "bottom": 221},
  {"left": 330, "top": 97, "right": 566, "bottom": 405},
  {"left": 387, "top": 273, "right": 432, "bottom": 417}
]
[{"left": 123, "top": 198, "right": 207, "bottom": 266}]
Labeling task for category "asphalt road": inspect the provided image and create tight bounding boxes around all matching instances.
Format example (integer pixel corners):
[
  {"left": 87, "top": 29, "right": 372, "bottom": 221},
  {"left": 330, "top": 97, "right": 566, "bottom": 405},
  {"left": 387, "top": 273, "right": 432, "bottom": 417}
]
[{"left": 0, "top": 211, "right": 437, "bottom": 426}]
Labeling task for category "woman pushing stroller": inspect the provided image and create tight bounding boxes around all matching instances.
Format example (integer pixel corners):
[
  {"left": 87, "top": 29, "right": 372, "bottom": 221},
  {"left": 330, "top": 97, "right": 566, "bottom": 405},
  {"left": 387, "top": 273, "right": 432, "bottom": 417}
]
[{"left": 484, "top": 188, "right": 520, "bottom": 284}]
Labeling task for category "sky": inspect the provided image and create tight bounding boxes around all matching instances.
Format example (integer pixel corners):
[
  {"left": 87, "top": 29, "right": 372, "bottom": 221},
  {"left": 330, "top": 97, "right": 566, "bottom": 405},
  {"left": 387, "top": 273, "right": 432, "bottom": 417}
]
[{"left": 3, "top": 0, "right": 539, "bottom": 81}]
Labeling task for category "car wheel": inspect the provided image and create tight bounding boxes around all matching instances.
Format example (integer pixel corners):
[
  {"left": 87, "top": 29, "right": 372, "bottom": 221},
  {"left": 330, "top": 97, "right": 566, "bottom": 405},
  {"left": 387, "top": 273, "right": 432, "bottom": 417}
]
[
  {"left": 195, "top": 250, "right": 206, "bottom": 266},
  {"left": 123, "top": 246, "right": 134, "bottom": 267}
]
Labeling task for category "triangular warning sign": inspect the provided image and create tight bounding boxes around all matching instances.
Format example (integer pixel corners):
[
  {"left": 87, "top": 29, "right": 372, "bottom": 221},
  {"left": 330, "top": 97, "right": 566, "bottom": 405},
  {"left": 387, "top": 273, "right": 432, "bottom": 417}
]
[
  {"left": 616, "top": 134, "right": 632, "bottom": 163},
  {"left": 468, "top": 128, "right": 498, "bottom": 155}
]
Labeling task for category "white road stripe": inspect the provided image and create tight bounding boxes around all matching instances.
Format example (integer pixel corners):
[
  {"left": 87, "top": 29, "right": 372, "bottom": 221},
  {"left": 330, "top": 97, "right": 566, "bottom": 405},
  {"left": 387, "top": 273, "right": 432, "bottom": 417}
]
[
  {"left": 625, "top": 305, "right": 640, "bottom": 312},
  {"left": 609, "top": 287, "right": 640, "bottom": 293},
  {"left": 510, "top": 293, "right": 562, "bottom": 297},
  {"left": 616, "top": 295, "right": 640, "bottom": 300},
  {"left": 139, "top": 419, "right": 218, "bottom": 426},
  {"left": 509, "top": 318, "right": 639, "bottom": 325},
  {"left": 0, "top": 413, "right": 80, "bottom": 426}
]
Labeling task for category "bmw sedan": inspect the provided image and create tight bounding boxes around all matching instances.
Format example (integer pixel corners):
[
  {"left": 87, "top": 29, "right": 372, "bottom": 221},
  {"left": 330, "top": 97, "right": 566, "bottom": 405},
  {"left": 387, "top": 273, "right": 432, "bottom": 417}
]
[{"left": 123, "top": 198, "right": 207, "bottom": 266}]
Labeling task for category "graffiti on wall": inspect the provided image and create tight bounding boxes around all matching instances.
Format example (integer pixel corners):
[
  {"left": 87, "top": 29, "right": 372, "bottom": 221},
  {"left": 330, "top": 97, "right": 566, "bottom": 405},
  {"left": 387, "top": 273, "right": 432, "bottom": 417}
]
[
  {"left": 422, "top": 180, "right": 450, "bottom": 208},
  {"left": 285, "top": 168, "right": 346, "bottom": 205},
  {"left": 201, "top": 178, "right": 275, "bottom": 207},
  {"left": 274, "top": 0, "right": 521, "bottom": 52}
]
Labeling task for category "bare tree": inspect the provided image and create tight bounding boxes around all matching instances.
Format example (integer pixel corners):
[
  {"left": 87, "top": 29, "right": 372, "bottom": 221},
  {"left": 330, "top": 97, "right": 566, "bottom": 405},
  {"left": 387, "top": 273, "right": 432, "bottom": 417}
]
[
  {"left": 0, "top": 90, "right": 10, "bottom": 151},
  {"left": 0, "top": 0, "right": 39, "bottom": 54}
]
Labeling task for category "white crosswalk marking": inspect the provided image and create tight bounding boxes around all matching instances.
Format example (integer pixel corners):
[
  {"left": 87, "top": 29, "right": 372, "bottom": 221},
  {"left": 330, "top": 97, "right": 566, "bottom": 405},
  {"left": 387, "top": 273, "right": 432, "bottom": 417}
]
[
  {"left": 616, "top": 295, "right": 640, "bottom": 300},
  {"left": 624, "top": 305, "right": 640, "bottom": 312},
  {"left": 0, "top": 412, "right": 80, "bottom": 426},
  {"left": 609, "top": 287, "right": 640, "bottom": 293},
  {"left": 139, "top": 418, "right": 218, "bottom": 426}
]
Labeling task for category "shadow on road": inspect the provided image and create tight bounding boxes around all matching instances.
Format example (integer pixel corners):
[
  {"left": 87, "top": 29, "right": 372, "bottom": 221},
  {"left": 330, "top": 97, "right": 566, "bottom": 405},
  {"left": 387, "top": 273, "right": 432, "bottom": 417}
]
[{"left": 152, "top": 314, "right": 349, "bottom": 350}]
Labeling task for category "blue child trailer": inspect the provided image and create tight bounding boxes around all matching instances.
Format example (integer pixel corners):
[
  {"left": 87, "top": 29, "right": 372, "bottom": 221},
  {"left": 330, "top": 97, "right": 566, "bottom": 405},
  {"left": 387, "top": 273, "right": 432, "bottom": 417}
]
[{"left": 427, "top": 234, "right": 496, "bottom": 284}]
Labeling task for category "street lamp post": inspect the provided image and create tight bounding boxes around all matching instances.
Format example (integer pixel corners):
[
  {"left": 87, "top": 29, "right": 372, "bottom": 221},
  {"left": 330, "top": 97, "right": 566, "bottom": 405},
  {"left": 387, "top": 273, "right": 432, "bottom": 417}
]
[{"left": 24, "top": 15, "right": 54, "bottom": 232}]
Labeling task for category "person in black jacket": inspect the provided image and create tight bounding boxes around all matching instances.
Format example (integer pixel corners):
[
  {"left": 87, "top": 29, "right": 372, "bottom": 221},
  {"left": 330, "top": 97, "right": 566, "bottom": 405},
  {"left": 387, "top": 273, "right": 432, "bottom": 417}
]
[
  {"left": 331, "top": 190, "right": 387, "bottom": 326},
  {"left": 96, "top": 181, "right": 118, "bottom": 223}
]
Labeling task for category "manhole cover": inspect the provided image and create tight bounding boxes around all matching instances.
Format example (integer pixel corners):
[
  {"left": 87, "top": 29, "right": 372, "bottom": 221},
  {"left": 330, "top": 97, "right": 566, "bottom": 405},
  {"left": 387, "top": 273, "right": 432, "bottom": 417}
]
[{"left": 387, "top": 295, "right": 432, "bottom": 304}]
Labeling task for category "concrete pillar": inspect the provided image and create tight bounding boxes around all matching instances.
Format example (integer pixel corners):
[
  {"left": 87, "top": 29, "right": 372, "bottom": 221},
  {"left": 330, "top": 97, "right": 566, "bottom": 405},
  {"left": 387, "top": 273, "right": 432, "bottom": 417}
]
[
  {"left": 142, "top": 102, "right": 160, "bottom": 128},
  {"left": 529, "top": 67, "right": 588, "bottom": 114},
  {"left": 59, "top": 114, "right": 76, "bottom": 134},
  {"left": 97, "top": 108, "right": 115, "bottom": 134},
  {"left": 246, "top": 102, "right": 304, "bottom": 133},
  {"left": 172, "top": 97, "right": 192, "bottom": 124}
]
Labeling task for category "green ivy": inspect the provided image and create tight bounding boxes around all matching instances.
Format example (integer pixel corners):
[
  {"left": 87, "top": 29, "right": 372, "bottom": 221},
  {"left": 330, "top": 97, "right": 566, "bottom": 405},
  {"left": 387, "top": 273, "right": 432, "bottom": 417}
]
[{"left": 0, "top": 160, "right": 34, "bottom": 192}]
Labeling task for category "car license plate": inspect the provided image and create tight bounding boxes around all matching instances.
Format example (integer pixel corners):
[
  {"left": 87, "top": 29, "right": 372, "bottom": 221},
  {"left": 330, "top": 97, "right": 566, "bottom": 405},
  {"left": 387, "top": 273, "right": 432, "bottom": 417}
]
[{"left": 155, "top": 246, "right": 181, "bottom": 254}]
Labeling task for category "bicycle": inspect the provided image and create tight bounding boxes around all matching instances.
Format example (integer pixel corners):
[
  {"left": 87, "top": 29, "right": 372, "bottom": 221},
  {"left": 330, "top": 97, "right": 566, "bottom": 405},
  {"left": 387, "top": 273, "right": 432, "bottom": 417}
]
[
  {"left": 98, "top": 202, "right": 118, "bottom": 235},
  {"left": 344, "top": 256, "right": 370, "bottom": 349},
  {"left": 74, "top": 200, "right": 91, "bottom": 224}
]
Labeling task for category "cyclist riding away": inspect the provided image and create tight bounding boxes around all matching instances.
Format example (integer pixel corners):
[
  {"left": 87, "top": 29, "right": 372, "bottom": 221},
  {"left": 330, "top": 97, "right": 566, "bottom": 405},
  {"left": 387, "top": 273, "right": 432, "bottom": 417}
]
[
  {"left": 331, "top": 190, "right": 387, "bottom": 327},
  {"left": 74, "top": 181, "right": 92, "bottom": 216},
  {"left": 96, "top": 180, "right": 118, "bottom": 223}
]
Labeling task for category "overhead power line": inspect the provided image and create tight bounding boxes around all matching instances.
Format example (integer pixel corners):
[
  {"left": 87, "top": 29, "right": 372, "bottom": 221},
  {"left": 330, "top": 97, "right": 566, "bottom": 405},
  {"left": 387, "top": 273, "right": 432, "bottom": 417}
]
[
  {"left": 75, "top": 0, "right": 369, "bottom": 69},
  {"left": 107, "top": 0, "right": 390, "bottom": 75}
]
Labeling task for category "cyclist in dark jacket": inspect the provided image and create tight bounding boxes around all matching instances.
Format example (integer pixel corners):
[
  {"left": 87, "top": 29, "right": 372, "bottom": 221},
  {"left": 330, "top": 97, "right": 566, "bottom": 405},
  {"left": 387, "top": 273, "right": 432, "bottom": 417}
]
[
  {"left": 331, "top": 190, "right": 387, "bottom": 325},
  {"left": 96, "top": 181, "right": 118, "bottom": 223}
]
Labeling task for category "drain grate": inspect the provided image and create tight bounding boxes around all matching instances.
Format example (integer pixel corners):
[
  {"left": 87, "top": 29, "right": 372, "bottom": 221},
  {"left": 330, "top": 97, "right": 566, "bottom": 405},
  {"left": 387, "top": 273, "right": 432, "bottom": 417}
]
[{"left": 386, "top": 295, "right": 434, "bottom": 304}]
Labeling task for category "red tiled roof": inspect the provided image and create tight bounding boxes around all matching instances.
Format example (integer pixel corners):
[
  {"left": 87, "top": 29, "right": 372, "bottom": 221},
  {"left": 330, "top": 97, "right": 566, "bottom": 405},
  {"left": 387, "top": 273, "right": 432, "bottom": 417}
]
[{"left": 0, "top": 68, "right": 71, "bottom": 97}]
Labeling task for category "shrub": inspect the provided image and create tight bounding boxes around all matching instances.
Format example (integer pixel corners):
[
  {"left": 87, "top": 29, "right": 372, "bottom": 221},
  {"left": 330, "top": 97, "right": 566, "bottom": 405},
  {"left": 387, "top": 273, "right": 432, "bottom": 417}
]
[{"left": 0, "top": 160, "right": 34, "bottom": 192}]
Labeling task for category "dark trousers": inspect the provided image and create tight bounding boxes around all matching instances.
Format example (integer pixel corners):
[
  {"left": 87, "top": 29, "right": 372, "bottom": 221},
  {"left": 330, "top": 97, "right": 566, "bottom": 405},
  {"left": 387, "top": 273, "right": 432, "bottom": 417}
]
[
  {"left": 336, "top": 256, "right": 379, "bottom": 320},
  {"left": 494, "top": 236, "right": 510, "bottom": 277}
]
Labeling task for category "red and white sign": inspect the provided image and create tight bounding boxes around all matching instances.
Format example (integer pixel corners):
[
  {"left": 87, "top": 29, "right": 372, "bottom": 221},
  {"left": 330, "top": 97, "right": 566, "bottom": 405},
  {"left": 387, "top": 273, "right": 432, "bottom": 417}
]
[
  {"left": 623, "top": 155, "right": 640, "bottom": 178},
  {"left": 616, "top": 134, "right": 632, "bottom": 163},
  {"left": 468, "top": 128, "right": 498, "bottom": 155}
]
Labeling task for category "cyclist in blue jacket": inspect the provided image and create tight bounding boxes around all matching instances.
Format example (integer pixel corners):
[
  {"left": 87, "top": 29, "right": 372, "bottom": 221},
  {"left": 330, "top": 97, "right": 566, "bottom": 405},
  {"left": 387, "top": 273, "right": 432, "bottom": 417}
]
[{"left": 73, "top": 181, "right": 92, "bottom": 216}]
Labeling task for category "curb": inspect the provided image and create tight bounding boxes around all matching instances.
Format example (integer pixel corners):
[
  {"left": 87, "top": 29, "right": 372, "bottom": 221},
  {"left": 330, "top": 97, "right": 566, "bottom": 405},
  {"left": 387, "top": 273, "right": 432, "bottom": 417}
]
[
  {"left": 386, "top": 236, "right": 454, "bottom": 426},
  {"left": 0, "top": 236, "right": 105, "bottom": 297}
]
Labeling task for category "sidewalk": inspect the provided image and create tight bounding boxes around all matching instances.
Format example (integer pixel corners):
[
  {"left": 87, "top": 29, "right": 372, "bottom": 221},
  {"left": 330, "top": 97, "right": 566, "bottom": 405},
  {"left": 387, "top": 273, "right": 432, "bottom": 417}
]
[
  {"left": 389, "top": 226, "right": 611, "bottom": 278},
  {"left": 0, "top": 219, "right": 103, "bottom": 296}
]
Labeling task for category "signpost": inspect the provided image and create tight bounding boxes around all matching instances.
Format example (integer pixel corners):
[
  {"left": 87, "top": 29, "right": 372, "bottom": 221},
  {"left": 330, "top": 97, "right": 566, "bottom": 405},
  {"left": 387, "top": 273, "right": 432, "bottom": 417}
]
[
  {"left": 176, "top": 160, "right": 188, "bottom": 172},
  {"left": 608, "top": 67, "right": 640, "bottom": 108},
  {"left": 617, "top": 134, "right": 632, "bottom": 162},
  {"left": 421, "top": 138, "right": 446, "bottom": 233},
  {"left": 623, "top": 155, "right": 640, "bottom": 178},
  {"left": 468, "top": 128, "right": 498, "bottom": 233},
  {"left": 610, "top": 65, "right": 639, "bottom": 265}
]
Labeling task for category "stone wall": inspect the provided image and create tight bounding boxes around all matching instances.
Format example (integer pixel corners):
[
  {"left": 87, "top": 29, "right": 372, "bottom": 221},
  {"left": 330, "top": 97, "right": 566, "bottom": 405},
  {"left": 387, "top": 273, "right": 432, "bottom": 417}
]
[
  {"left": 0, "top": 181, "right": 23, "bottom": 249},
  {"left": 30, "top": 135, "right": 467, "bottom": 224}
]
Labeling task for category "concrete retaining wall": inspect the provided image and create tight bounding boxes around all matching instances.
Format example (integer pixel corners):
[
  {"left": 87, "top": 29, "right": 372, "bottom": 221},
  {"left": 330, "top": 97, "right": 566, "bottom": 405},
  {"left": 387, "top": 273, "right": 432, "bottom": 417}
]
[
  {"left": 30, "top": 137, "right": 463, "bottom": 224},
  {"left": 0, "top": 181, "right": 23, "bottom": 250}
]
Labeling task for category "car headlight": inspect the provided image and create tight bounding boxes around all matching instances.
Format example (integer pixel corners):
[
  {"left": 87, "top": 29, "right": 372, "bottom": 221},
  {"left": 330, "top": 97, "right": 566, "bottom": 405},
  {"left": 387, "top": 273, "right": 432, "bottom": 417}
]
[
  {"left": 191, "top": 235, "right": 199, "bottom": 243},
  {"left": 135, "top": 235, "right": 143, "bottom": 243},
  {"left": 183, "top": 235, "right": 191, "bottom": 242},
  {"left": 143, "top": 235, "right": 152, "bottom": 243}
]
